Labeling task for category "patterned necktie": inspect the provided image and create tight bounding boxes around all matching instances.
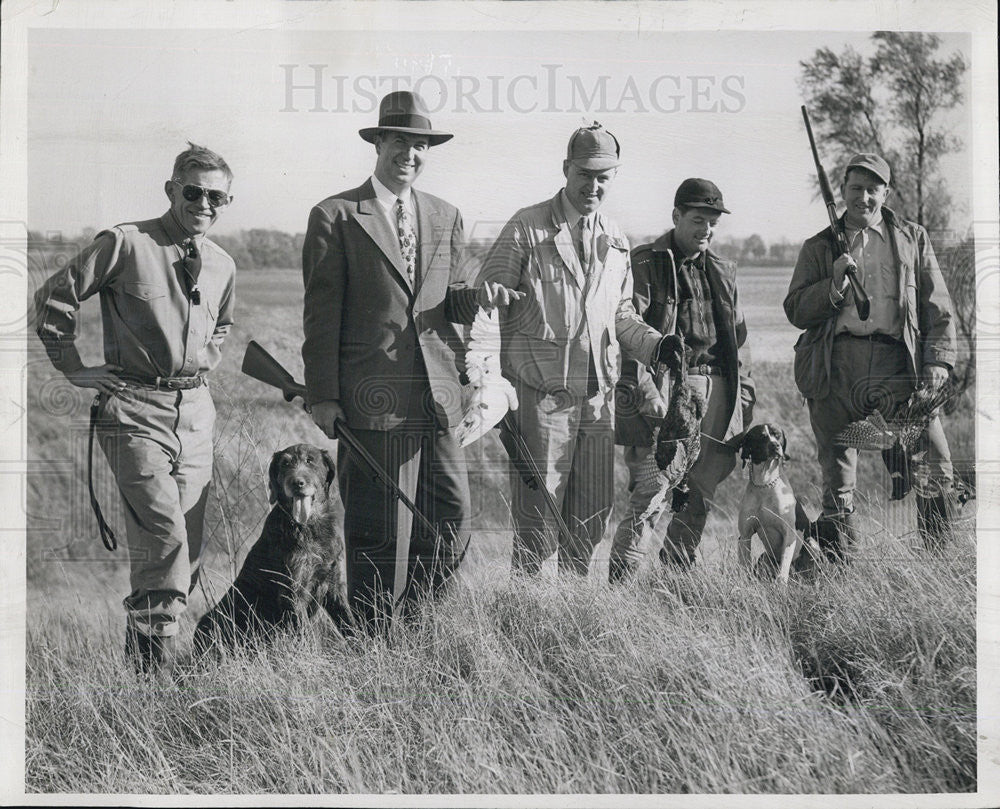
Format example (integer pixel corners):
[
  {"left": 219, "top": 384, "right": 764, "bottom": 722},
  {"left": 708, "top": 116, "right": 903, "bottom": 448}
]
[
  {"left": 183, "top": 238, "right": 201, "bottom": 305},
  {"left": 395, "top": 198, "right": 417, "bottom": 286},
  {"left": 578, "top": 216, "right": 591, "bottom": 271}
]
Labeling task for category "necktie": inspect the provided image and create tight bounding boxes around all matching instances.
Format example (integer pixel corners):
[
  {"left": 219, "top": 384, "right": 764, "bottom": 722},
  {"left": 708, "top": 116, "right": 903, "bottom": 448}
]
[
  {"left": 578, "top": 216, "right": 591, "bottom": 270},
  {"left": 396, "top": 198, "right": 417, "bottom": 286},
  {"left": 183, "top": 238, "right": 201, "bottom": 305}
]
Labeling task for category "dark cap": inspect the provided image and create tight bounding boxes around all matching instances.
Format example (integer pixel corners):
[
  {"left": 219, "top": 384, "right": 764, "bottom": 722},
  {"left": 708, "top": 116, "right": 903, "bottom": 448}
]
[
  {"left": 674, "top": 178, "right": 730, "bottom": 214},
  {"left": 359, "top": 91, "right": 453, "bottom": 146},
  {"left": 845, "top": 153, "right": 891, "bottom": 185},
  {"left": 566, "top": 123, "right": 621, "bottom": 171}
]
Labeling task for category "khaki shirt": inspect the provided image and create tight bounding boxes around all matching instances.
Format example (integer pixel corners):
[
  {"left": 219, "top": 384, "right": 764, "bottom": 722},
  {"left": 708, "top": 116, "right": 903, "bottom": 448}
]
[
  {"left": 833, "top": 219, "right": 903, "bottom": 338},
  {"left": 35, "top": 212, "right": 236, "bottom": 378}
]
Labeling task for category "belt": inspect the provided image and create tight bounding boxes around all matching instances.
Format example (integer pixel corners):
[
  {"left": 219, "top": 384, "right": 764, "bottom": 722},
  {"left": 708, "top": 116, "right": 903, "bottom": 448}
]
[
  {"left": 118, "top": 374, "right": 206, "bottom": 390},
  {"left": 688, "top": 364, "right": 721, "bottom": 376},
  {"left": 835, "top": 332, "right": 902, "bottom": 347}
]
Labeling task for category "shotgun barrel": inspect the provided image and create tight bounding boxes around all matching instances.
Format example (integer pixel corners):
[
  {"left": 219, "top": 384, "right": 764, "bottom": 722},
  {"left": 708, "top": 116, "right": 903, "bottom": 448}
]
[{"left": 801, "top": 105, "right": 872, "bottom": 321}]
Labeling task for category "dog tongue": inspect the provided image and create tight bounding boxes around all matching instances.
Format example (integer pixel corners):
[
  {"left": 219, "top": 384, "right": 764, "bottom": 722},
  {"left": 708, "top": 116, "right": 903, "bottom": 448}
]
[{"left": 291, "top": 495, "right": 313, "bottom": 524}]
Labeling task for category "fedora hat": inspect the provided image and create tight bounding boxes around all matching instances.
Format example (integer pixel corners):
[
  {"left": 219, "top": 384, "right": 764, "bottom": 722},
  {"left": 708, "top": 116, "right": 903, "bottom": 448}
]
[{"left": 359, "top": 91, "right": 453, "bottom": 146}]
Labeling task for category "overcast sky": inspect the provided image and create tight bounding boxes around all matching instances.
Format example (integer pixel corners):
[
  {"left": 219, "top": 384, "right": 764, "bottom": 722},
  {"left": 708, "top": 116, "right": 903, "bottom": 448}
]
[{"left": 25, "top": 22, "right": 972, "bottom": 244}]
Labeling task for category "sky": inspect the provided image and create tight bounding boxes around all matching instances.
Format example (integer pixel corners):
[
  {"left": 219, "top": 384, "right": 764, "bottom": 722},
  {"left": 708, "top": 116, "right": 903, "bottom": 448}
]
[{"left": 24, "top": 22, "right": 973, "bottom": 245}]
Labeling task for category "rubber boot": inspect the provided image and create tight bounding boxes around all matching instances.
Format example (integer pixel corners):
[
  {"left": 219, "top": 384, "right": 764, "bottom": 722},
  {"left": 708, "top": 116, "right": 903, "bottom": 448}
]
[
  {"left": 917, "top": 493, "right": 955, "bottom": 550},
  {"left": 125, "top": 627, "right": 176, "bottom": 674},
  {"left": 812, "top": 510, "right": 858, "bottom": 564},
  {"left": 658, "top": 541, "right": 695, "bottom": 571},
  {"left": 608, "top": 555, "right": 639, "bottom": 584}
]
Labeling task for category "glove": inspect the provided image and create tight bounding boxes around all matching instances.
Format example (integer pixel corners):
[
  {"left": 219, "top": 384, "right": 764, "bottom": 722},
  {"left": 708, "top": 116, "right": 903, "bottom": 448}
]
[{"left": 655, "top": 334, "right": 685, "bottom": 373}]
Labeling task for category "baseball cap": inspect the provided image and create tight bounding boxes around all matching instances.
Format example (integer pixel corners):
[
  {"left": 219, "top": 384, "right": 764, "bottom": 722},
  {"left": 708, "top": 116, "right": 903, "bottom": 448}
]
[
  {"left": 566, "top": 123, "right": 621, "bottom": 171},
  {"left": 845, "top": 153, "right": 891, "bottom": 185},
  {"left": 674, "top": 178, "right": 731, "bottom": 214}
]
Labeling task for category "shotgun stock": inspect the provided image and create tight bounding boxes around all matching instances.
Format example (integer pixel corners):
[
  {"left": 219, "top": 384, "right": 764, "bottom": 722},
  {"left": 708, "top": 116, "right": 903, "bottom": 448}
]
[
  {"left": 242, "top": 340, "right": 308, "bottom": 404},
  {"left": 801, "top": 105, "right": 872, "bottom": 321}
]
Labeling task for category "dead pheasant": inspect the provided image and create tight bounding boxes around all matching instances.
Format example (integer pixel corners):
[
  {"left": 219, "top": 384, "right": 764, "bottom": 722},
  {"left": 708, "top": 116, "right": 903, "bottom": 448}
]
[
  {"left": 834, "top": 382, "right": 957, "bottom": 500},
  {"left": 636, "top": 335, "right": 706, "bottom": 521}
]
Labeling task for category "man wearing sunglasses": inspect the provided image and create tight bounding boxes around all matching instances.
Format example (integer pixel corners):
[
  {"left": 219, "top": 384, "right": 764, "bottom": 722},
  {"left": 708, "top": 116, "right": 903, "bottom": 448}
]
[{"left": 34, "top": 143, "right": 236, "bottom": 672}]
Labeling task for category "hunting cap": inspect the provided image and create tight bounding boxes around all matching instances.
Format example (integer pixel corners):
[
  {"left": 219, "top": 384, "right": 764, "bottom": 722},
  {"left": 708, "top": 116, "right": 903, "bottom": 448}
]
[
  {"left": 566, "top": 123, "right": 621, "bottom": 171},
  {"left": 674, "top": 178, "right": 731, "bottom": 214},
  {"left": 845, "top": 153, "right": 891, "bottom": 185}
]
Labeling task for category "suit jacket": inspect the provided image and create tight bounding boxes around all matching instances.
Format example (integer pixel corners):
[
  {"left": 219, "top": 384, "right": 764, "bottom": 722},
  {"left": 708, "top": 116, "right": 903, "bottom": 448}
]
[
  {"left": 301, "top": 179, "right": 479, "bottom": 430},
  {"left": 477, "top": 191, "right": 661, "bottom": 397},
  {"left": 783, "top": 207, "right": 956, "bottom": 399},
  {"left": 614, "top": 231, "right": 754, "bottom": 447}
]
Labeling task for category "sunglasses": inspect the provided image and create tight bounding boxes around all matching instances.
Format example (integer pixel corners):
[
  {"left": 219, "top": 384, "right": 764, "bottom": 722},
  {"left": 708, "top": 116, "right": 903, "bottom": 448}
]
[{"left": 171, "top": 180, "right": 232, "bottom": 207}]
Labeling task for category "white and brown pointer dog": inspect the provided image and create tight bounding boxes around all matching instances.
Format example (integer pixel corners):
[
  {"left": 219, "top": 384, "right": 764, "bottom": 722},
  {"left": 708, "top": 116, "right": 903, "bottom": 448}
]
[
  {"left": 735, "top": 424, "right": 820, "bottom": 583},
  {"left": 194, "top": 444, "right": 355, "bottom": 653}
]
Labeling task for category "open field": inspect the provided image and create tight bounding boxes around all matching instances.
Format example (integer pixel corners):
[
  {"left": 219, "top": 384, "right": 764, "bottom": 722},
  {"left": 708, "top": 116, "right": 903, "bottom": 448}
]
[{"left": 24, "top": 265, "right": 977, "bottom": 794}]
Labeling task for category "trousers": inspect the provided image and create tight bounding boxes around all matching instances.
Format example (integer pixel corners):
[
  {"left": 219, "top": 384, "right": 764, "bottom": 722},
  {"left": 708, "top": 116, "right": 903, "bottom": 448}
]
[
  {"left": 96, "top": 384, "right": 215, "bottom": 638},
  {"left": 338, "top": 424, "right": 470, "bottom": 627},
  {"left": 508, "top": 381, "right": 615, "bottom": 575},
  {"left": 611, "top": 372, "right": 735, "bottom": 567}
]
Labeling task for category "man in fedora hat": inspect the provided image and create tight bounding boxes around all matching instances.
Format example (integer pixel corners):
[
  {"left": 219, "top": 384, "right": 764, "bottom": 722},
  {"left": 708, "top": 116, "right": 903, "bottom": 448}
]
[
  {"left": 302, "top": 90, "right": 518, "bottom": 627},
  {"left": 784, "top": 153, "right": 957, "bottom": 557},
  {"left": 478, "top": 123, "right": 674, "bottom": 576},
  {"left": 610, "top": 178, "right": 754, "bottom": 579}
]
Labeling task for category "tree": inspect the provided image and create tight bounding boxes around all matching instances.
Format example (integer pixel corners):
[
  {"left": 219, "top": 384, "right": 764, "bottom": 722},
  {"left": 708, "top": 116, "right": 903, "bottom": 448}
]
[
  {"left": 743, "top": 234, "right": 767, "bottom": 262},
  {"left": 799, "top": 32, "right": 967, "bottom": 235}
]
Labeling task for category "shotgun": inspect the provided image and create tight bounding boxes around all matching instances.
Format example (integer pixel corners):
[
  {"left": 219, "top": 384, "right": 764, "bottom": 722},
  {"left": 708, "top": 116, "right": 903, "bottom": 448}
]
[
  {"left": 498, "top": 412, "right": 575, "bottom": 549},
  {"left": 801, "top": 105, "right": 872, "bottom": 321}
]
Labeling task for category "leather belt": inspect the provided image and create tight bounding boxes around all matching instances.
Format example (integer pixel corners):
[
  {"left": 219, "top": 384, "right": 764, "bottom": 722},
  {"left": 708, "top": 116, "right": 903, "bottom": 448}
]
[
  {"left": 119, "top": 374, "right": 206, "bottom": 391},
  {"left": 835, "top": 332, "right": 902, "bottom": 347},
  {"left": 688, "top": 364, "right": 721, "bottom": 376}
]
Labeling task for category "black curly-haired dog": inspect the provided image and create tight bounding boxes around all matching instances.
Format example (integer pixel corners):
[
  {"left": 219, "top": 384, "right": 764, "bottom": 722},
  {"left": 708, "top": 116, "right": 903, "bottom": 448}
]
[{"left": 194, "top": 444, "right": 355, "bottom": 652}]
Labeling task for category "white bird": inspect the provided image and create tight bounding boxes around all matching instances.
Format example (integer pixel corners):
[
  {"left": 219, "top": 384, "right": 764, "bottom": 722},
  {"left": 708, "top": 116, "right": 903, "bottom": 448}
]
[{"left": 456, "top": 307, "right": 518, "bottom": 448}]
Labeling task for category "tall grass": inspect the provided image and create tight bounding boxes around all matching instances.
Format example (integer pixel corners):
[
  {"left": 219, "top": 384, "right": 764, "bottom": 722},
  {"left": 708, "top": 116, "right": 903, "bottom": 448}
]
[
  {"left": 25, "top": 268, "right": 978, "bottom": 794},
  {"left": 26, "top": 532, "right": 975, "bottom": 794}
]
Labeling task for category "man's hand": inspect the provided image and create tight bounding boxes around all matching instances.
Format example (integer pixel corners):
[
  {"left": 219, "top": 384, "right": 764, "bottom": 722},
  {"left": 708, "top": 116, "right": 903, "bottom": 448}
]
[
  {"left": 642, "top": 394, "right": 668, "bottom": 420},
  {"left": 65, "top": 364, "right": 124, "bottom": 395},
  {"left": 655, "top": 334, "right": 685, "bottom": 373},
  {"left": 922, "top": 364, "right": 949, "bottom": 392},
  {"left": 477, "top": 282, "right": 525, "bottom": 311},
  {"left": 311, "top": 399, "right": 345, "bottom": 439},
  {"left": 832, "top": 253, "right": 856, "bottom": 294}
]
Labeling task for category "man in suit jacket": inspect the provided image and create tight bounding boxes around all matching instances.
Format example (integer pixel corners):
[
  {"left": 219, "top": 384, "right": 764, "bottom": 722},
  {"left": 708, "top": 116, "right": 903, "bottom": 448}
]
[
  {"left": 302, "top": 91, "right": 518, "bottom": 628},
  {"left": 478, "top": 123, "right": 671, "bottom": 576}
]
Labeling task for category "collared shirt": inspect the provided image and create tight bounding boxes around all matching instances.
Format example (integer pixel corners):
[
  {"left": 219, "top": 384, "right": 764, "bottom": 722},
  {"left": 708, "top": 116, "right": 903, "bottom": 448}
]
[
  {"left": 35, "top": 212, "right": 236, "bottom": 378},
  {"left": 671, "top": 233, "right": 720, "bottom": 368},
  {"left": 560, "top": 190, "right": 595, "bottom": 273},
  {"left": 371, "top": 173, "right": 415, "bottom": 232},
  {"left": 833, "top": 216, "right": 902, "bottom": 338}
]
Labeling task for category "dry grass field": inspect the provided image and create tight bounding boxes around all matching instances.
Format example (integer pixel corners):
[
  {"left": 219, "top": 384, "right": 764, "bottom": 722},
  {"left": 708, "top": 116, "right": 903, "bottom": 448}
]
[{"left": 24, "top": 265, "right": 977, "bottom": 795}]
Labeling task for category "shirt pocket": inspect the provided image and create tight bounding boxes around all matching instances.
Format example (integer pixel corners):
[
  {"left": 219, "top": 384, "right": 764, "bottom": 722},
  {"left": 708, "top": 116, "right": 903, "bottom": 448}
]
[{"left": 117, "top": 281, "right": 170, "bottom": 332}]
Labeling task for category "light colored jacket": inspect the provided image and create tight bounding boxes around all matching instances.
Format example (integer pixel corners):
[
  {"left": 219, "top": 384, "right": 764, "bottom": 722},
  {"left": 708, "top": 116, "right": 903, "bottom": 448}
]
[{"left": 478, "top": 192, "right": 661, "bottom": 396}]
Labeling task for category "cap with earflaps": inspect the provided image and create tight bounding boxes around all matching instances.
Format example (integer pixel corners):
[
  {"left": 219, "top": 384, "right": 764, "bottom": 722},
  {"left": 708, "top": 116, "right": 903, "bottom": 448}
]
[
  {"left": 359, "top": 91, "right": 453, "bottom": 146},
  {"left": 673, "top": 178, "right": 730, "bottom": 214},
  {"left": 844, "top": 153, "right": 891, "bottom": 185},
  {"left": 566, "top": 123, "right": 621, "bottom": 171}
]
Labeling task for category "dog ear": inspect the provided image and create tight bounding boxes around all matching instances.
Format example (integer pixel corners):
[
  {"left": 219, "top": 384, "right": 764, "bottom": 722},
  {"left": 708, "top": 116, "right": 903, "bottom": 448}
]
[
  {"left": 267, "top": 451, "right": 283, "bottom": 505},
  {"left": 321, "top": 449, "right": 337, "bottom": 493},
  {"left": 768, "top": 425, "right": 789, "bottom": 460},
  {"left": 726, "top": 429, "right": 750, "bottom": 466}
]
